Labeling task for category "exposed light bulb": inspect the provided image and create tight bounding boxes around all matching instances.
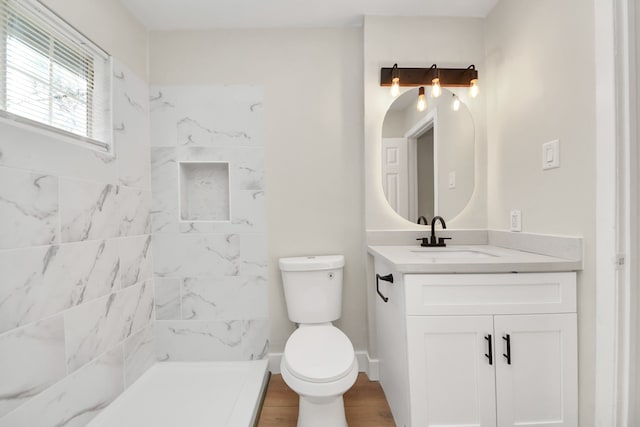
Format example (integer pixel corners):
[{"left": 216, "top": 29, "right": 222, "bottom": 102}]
[
  {"left": 390, "top": 77, "right": 400, "bottom": 97},
  {"left": 431, "top": 77, "right": 442, "bottom": 98},
  {"left": 390, "top": 63, "right": 400, "bottom": 97},
  {"left": 469, "top": 78, "right": 479, "bottom": 98},
  {"left": 452, "top": 95, "right": 461, "bottom": 111},
  {"left": 417, "top": 87, "right": 426, "bottom": 112}
]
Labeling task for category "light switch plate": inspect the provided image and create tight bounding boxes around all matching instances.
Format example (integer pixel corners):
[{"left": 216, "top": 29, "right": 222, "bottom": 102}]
[
  {"left": 542, "top": 140, "right": 560, "bottom": 170},
  {"left": 510, "top": 209, "right": 522, "bottom": 232},
  {"left": 448, "top": 171, "right": 456, "bottom": 189}
]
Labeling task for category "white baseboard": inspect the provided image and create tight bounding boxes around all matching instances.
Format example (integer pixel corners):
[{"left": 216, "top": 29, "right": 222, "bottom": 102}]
[{"left": 268, "top": 351, "right": 380, "bottom": 381}]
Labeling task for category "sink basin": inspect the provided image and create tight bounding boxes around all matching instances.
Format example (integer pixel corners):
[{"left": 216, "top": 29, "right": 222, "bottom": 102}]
[{"left": 409, "top": 248, "right": 497, "bottom": 259}]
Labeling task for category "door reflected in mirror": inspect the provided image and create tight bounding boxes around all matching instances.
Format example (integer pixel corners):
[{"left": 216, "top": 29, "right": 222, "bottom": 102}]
[{"left": 381, "top": 88, "right": 475, "bottom": 223}]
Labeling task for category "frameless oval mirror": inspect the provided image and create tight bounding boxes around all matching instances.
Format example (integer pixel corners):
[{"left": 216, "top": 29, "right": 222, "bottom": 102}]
[{"left": 381, "top": 87, "right": 475, "bottom": 223}]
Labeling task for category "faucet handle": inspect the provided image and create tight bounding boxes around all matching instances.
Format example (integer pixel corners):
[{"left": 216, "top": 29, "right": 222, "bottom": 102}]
[
  {"left": 416, "top": 237, "right": 429, "bottom": 247},
  {"left": 438, "top": 237, "right": 452, "bottom": 247}
]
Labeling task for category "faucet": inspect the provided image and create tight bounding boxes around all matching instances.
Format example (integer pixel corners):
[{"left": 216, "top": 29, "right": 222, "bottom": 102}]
[
  {"left": 417, "top": 216, "right": 429, "bottom": 225},
  {"left": 416, "top": 215, "right": 452, "bottom": 247}
]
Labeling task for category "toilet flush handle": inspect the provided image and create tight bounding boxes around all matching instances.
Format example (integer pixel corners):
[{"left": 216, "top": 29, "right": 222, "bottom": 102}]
[{"left": 376, "top": 274, "right": 394, "bottom": 303}]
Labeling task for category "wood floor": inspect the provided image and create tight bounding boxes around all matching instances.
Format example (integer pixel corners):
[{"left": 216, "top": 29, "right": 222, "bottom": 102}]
[{"left": 257, "top": 373, "right": 396, "bottom": 427}]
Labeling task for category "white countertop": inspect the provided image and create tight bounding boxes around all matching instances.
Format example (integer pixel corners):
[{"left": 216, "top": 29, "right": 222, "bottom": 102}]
[{"left": 367, "top": 244, "right": 582, "bottom": 273}]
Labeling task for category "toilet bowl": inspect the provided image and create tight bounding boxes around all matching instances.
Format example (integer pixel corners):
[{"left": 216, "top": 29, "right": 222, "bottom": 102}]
[
  {"left": 278, "top": 255, "right": 358, "bottom": 427},
  {"left": 281, "top": 325, "right": 358, "bottom": 427}
]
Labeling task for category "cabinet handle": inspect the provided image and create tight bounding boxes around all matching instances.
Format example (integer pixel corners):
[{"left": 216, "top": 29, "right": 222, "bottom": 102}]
[
  {"left": 376, "top": 274, "right": 393, "bottom": 303},
  {"left": 503, "top": 334, "right": 511, "bottom": 365},
  {"left": 484, "top": 335, "right": 493, "bottom": 365}
]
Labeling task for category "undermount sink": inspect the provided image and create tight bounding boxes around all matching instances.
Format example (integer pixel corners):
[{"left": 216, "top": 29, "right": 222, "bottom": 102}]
[{"left": 409, "top": 248, "right": 497, "bottom": 259}]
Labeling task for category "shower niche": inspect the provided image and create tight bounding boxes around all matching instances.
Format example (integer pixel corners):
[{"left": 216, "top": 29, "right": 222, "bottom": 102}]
[{"left": 179, "top": 162, "right": 230, "bottom": 221}]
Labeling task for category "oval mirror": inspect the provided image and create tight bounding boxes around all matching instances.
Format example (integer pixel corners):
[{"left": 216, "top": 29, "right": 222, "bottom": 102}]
[{"left": 381, "top": 87, "right": 475, "bottom": 223}]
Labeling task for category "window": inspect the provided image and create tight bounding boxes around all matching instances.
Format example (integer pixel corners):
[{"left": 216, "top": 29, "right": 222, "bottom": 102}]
[{"left": 0, "top": 0, "right": 112, "bottom": 150}]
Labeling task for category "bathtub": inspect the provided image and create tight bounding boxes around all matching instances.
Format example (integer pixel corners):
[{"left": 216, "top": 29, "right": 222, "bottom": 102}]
[{"left": 89, "top": 360, "right": 270, "bottom": 427}]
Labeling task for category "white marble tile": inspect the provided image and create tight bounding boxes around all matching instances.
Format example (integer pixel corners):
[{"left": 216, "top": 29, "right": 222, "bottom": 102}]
[
  {"left": 155, "top": 320, "right": 243, "bottom": 362},
  {"left": 178, "top": 190, "right": 265, "bottom": 234},
  {"left": 242, "top": 319, "right": 269, "bottom": 361},
  {"left": 150, "top": 147, "right": 179, "bottom": 234},
  {"left": 0, "top": 122, "right": 118, "bottom": 186},
  {"left": 232, "top": 190, "right": 266, "bottom": 231},
  {"left": 124, "top": 324, "right": 155, "bottom": 388},
  {"left": 60, "top": 179, "right": 120, "bottom": 242},
  {"left": 239, "top": 233, "right": 268, "bottom": 276},
  {"left": 65, "top": 280, "right": 153, "bottom": 372},
  {"left": 0, "top": 167, "right": 58, "bottom": 250},
  {"left": 0, "top": 345, "right": 124, "bottom": 427},
  {"left": 182, "top": 276, "right": 268, "bottom": 321},
  {"left": 176, "top": 116, "right": 253, "bottom": 147},
  {"left": 153, "top": 234, "right": 240, "bottom": 277},
  {"left": 149, "top": 88, "right": 179, "bottom": 147},
  {"left": 0, "top": 240, "right": 120, "bottom": 334},
  {"left": 170, "top": 146, "right": 264, "bottom": 191},
  {"left": 119, "top": 235, "right": 153, "bottom": 288},
  {"left": 150, "top": 85, "right": 264, "bottom": 148},
  {"left": 154, "top": 278, "right": 181, "bottom": 320},
  {"left": 0, "top": 401, "right": 24, "bottom": 426},
  {"left": 0, "top": 316, "right": 66, "bottom": 417},
  {"left": 116, "top": 142, "right": 150, "bottom": 189},
  {"left": 119, "top": 187, "right": 151, "bottom": 237},
  {"left": 235, "top": 147, "right": 265, "bottom": 190},
  {"left": 179, "top": 162, "right": 230, "bottom": 221},
  {"left": 113, "top": 61, "right": 150, "bottom": 148}
]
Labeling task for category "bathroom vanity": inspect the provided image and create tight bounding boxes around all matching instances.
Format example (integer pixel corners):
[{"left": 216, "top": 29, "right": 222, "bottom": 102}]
[{"left": 368, "top": 244, "right": 581, "bottom": 427}]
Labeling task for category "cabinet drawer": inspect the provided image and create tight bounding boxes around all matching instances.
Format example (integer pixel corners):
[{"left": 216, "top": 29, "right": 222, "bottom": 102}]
[{"left": 405, "top": 272, "right": 576, "bottom": 315}]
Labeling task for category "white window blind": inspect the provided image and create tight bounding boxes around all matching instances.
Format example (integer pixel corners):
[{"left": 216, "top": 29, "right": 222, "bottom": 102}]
[{"left": 0, "top": 0, "right": 112, "bottom": 150}]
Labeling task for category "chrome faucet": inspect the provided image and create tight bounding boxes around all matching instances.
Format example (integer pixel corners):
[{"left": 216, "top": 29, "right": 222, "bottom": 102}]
[
  {"left": 417, "top": 216, "right": 429, "bottom": 225},
  {"left": 416, "top": 215, "right": 452, "bottom": 247}
]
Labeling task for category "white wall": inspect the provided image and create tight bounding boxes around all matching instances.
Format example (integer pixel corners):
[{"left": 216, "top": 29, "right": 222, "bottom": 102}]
[
  {"left": 149, "top": 29, "right": 366, "bottom": 353},
  {"left": 484, "top": 1, "right": 596, "bottom": 425},
  {"left": 40, "top": 0, "right": 148, "bottom": 80},
  {"left": 364, "top": 16, "right": 488, "bottom": 231}
]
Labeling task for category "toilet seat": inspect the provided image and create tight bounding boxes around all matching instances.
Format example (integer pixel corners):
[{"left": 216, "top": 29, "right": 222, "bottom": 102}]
[{"left": 283, "top": 325, "right": 355, "bottom": 383}]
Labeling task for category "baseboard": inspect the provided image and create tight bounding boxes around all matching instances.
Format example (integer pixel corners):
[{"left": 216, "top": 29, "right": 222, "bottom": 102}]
[{"left": 268, "top": 351, "right": 380, "bottom": 381}]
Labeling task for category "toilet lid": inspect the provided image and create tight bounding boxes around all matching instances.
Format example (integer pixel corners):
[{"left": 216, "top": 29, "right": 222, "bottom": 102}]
[{"left": 284, "top": 325, "right": 355, "bottom": 383}]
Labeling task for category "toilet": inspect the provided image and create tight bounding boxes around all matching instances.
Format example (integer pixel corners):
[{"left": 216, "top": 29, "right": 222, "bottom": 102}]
[{"left": 279, "top": 255, "right": 358, "bottom": 427}]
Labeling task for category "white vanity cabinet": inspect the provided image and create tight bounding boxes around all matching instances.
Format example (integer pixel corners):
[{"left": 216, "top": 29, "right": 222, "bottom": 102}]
[{"left": 374, "top": 263, "right": 578, "bottom": 427}]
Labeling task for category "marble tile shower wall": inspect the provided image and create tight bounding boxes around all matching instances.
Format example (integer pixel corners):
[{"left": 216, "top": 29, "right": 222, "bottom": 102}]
[
  {"left": 0, "top": 61, "right": 154, "bottom": 426},
  {"left": 150, "top": 85, "right": 268, "bottom": 362}
]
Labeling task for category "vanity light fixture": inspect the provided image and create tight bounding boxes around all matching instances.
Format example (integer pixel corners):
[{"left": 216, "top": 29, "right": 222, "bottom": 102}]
[
  {"left": 380, "top": 63, "right": 479, "bottom": 96},
  {"left": 417, "top": 87, "right": 427, "bottom": 112},
  {"left": 390, "top": 63, "right": 400, "bottom": 97},
  {"left": 452, "top": 94, "right": 461, "bottom": 111}
]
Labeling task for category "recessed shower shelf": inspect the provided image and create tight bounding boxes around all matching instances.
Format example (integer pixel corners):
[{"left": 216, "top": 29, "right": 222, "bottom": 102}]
[{"left": 179, "top": 161, "right": 230, "bottom": 222}]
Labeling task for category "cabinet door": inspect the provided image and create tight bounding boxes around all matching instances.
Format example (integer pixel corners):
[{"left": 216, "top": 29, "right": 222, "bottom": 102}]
[
  {"left": 494, "top": 314, "right": 578, "bottom": 427},
  {"left": 374, "top": 268, "right": 411, "bottom": 427},
  {"left": 407, "top": 315, "right": 497, "bottom": 427}
]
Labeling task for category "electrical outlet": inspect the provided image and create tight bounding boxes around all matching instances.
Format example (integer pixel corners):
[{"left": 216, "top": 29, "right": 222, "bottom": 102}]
[{"left": 510, "top": 210, "right": 522, "bottom": 232}]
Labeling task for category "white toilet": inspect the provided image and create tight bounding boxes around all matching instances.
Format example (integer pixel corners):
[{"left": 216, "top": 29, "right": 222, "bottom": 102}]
[{"left": 279, "top": 255, "right": 358, "bottom": 427}]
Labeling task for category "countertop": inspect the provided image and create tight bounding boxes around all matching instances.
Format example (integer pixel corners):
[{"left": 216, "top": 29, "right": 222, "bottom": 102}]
[{"left": 367, "top": 244, "right": 582, "bottom": 273}]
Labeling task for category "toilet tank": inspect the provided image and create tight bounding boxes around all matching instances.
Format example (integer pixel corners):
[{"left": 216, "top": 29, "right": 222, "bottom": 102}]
[{"left": 279, "top": 255, "right": 345, "bottom": 324}]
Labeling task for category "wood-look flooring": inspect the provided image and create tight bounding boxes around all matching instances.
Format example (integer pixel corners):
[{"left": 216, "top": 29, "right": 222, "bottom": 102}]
[{"left": 257, "top": 373, "right": 396, "bottom": 427}]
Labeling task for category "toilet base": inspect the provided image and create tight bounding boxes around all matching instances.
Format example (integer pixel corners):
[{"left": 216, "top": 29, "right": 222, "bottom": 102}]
[{"left": 298, "top": 395, "right": 347, "bottom": 427}]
